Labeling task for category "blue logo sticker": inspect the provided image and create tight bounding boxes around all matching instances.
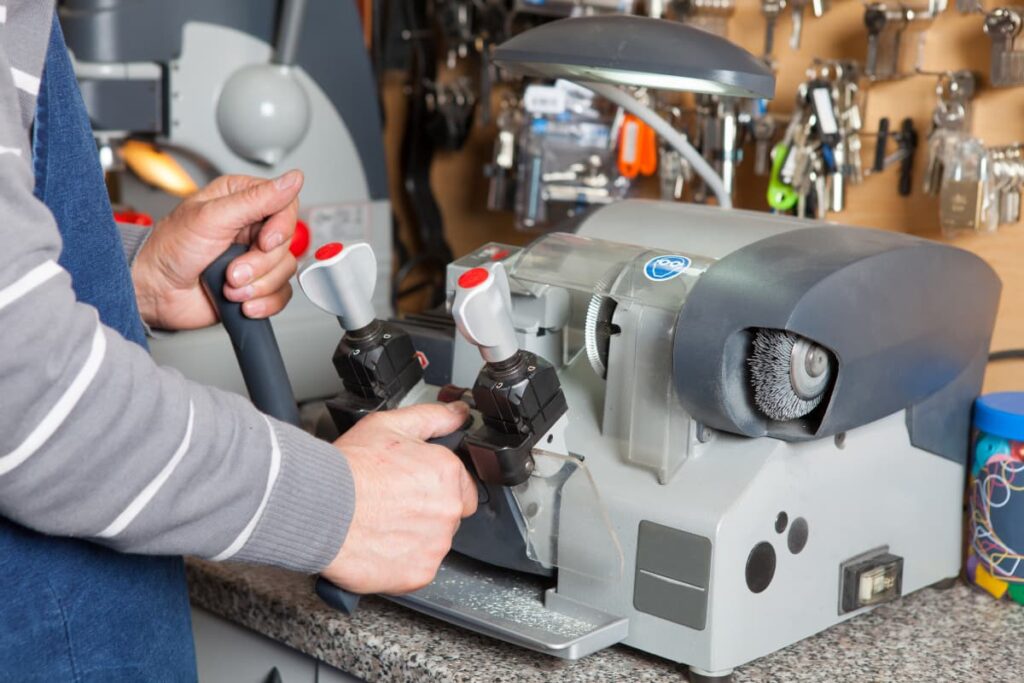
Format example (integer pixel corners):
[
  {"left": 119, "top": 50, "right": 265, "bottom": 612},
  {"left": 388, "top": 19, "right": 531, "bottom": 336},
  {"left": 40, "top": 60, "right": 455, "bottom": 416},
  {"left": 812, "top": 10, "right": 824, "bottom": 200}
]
[{"left": 644, "top": 255, "right": 691, "bottom": 282}]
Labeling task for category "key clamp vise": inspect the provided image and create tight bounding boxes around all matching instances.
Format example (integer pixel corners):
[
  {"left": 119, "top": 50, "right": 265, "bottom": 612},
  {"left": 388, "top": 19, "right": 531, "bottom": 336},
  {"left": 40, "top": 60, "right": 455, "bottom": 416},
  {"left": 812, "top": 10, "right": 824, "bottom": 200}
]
[
  {"left": 451, "top": 264, "right": 568, "bottom": 487},
  {"left": 299, "top": 242, "right": 424, "bottom": 432}
]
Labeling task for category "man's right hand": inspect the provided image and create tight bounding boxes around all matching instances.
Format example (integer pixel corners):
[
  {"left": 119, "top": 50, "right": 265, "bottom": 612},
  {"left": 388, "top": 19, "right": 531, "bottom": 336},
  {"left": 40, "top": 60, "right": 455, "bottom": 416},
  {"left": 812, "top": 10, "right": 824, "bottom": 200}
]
[{"left": 322, "top": 401, "right": 478, "bottom": 594}]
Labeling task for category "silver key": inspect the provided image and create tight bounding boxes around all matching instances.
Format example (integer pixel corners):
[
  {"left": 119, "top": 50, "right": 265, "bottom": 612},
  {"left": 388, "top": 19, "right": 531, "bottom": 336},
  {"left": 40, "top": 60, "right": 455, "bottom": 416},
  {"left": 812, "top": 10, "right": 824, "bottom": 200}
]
[
  {"left": 787, "top": 0, "right": 828, "bottom": 51},
  {"left": 840, "top": 82, "right": 864, "bottom": 185},
  {"left": 830, "top": 141, "right": 846, "bottom": 213},
  {"left": 932, "top": 70, "right": 976, "bottom": 132},
  {"left": 659, "top": 146, "right": 692, "bottom": 200},
  {"left": 991, "top": 144, "right": 1024, "bottom": 224},
  {"left": 813, "top": 166, "right": 829, "bottom": 219},
  {"left": 1001, "top": 180, "right": 1021, "bottom": 224},
  {"left": 923, "top": 129, "right": 954, "bottom": 196},
  {"left": 752, "top": 113, "right": 777, "bottom": 176},
  {"left": 993, "top": 168, "right": 1015, "bottom": 224},
  {"left": 781, "top": 110, "right": 816, "bottom": 190},
  {"left": 782, "top": 134, "right": 810, "bottom": 185},
  {"left": 762, "top": 0, "right": 786, "bottom": 58},
  {"left": 790, "top": 0, "right": 806, "bottom": 49},
  {"left": 674, "top": 0, "right": 737, "bottom": 37}
]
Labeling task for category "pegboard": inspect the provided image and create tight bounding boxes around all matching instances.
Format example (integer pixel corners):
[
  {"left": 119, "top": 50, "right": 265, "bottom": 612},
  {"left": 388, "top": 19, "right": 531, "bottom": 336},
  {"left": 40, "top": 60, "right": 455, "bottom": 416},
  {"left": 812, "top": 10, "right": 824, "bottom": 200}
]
[{"left": 384, "top": 1, "right": 1024, "bottom": 390}]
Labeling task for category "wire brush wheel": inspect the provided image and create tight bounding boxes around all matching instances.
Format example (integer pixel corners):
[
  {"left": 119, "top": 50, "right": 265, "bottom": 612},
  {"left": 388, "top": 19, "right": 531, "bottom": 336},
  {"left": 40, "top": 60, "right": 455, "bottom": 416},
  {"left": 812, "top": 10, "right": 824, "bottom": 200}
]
[{"left": 749, "top": 329, "right": 834, "bottom": 422}]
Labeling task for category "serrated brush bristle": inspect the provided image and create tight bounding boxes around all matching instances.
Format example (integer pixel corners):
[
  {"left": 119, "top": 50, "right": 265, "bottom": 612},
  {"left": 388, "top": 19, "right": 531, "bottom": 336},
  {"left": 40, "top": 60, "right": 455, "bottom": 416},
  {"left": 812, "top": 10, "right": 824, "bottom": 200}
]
[{"left": 749, "top": 330, "right": 825, "bottom": 422}]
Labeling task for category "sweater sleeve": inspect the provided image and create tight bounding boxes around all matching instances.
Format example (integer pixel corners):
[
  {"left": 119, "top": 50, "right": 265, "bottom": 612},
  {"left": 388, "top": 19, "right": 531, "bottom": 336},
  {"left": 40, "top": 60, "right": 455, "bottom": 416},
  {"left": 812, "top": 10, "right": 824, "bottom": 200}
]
[
  {"left": 0, "top": 51, "right": 354, "bottom": 574},
  {"left": 117, "top": 221, "right": 151, "bottom": 266}
]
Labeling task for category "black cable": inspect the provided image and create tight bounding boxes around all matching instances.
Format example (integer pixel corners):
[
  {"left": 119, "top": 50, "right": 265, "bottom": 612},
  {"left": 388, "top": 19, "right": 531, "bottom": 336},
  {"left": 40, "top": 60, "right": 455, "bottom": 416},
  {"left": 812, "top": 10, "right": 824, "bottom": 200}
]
[
  {"left": 394, "top": 0, "right": 454, "bottom": 308},
  {"left": 990, "top": 349, "right": 1024, "bottom": 362},
  {"left": 397, "top": 280, "right": 436, "bottom": 299}
]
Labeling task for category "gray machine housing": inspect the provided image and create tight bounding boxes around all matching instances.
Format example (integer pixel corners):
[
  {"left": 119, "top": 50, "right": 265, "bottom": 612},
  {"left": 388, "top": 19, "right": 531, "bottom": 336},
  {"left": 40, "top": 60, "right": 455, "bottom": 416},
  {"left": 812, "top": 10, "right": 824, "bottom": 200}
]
[
  {"left": 61, "top": 0, "right": 391, "bottom": 402},
  {"left": 673, "top": 224, "right": 999, "bottom": 463},
  {"left": 389, "top": 200, "right": 1000, "bottom": 679}
]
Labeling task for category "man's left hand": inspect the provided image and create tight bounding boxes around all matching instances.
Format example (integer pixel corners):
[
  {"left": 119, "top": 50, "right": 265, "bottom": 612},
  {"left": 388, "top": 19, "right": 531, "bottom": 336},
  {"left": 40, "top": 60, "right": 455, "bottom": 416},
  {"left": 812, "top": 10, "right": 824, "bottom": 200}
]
[{"left": 132, "top": 170, "right": 304, "bottom": 331}]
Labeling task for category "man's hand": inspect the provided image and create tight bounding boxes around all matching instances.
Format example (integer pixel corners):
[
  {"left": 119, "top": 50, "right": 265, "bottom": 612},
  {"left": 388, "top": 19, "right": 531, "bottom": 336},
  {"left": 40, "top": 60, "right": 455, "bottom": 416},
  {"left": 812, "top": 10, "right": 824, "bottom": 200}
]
[
  {"left": 323, "top": 402, "right": 478, "bottom": 595},
  {"left": 132, "top": 171, "right": 304, "bottom": 331}
]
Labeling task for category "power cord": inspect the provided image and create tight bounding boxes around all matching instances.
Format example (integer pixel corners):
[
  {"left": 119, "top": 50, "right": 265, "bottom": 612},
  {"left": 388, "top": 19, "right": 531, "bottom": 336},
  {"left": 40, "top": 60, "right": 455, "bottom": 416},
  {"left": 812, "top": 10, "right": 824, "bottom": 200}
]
[{"left": 990, "top": 349, "right": 1024, "bottom": 362}]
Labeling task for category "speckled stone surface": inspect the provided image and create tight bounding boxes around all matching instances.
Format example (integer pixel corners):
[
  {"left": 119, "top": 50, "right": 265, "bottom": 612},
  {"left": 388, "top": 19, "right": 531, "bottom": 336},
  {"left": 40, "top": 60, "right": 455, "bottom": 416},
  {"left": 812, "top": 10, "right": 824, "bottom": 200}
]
[{"left": 187, "top": 559, "right": 1024, "bottom": 682}]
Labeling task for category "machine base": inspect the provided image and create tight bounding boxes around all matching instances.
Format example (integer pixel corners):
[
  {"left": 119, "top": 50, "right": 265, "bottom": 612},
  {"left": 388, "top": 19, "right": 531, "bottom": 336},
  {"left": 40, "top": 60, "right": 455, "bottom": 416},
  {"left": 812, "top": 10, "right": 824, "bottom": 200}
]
[{"left": 387, "top": 554, "right": 628, "bottom": 660}]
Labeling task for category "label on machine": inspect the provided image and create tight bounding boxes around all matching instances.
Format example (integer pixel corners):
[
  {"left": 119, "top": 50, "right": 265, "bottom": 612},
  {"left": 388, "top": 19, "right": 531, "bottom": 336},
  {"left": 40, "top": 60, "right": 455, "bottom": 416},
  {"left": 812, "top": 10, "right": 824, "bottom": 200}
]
[
  {"left": 643, "top": 255, "right": 692, "bottom": 282},
  {"left": 304, "top": 202, "right": 372, "bottom": 248}
]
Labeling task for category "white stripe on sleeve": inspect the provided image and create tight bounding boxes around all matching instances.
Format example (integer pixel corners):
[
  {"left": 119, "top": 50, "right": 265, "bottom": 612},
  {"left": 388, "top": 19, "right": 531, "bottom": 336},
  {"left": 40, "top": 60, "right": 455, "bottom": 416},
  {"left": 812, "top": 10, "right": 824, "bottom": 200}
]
[
  {"left": 210, "top": 416, "right": 282, "bottom": 561},
  {"left": 0, "top": 260, "right": 62, "bottom": 312},
  {"left": 10, "top": 67, "right": 40, "bottom": 96},
  {"left": 96, "top": 401, "right": 196, "bottom": 539},
  {"left": 0, "top": 322, "right": 107, "bottom": 476},
  {"left": 0, "top": 7, "right": 7, "bottom": 23},
  {"left": 0, "top": 145, "right": 22, "bottom": 156}
]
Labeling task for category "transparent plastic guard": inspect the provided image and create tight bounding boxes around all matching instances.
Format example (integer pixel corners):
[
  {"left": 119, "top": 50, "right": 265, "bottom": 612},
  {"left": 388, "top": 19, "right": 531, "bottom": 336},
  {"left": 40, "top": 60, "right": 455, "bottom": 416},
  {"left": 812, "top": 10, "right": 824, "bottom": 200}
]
[
  {"left": 508, "top": 232, "right": 712, "bottom": 366},
  {"left": 508, "top": 428, "right": 623, "bottom": 581},
  {"left": 508, "top": 232, "right": 712, "bottom": 310},
  {"left": 509, "top": 232, "right": 713, "bottom": 483}
]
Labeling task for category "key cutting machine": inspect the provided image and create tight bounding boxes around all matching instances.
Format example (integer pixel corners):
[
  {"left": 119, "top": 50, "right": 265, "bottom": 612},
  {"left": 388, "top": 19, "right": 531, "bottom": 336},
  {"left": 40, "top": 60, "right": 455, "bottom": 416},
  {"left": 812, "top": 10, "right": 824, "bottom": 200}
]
[
  {"left": 59, "top": 0, "right": 391, "bottom": 401},
  {"left": 285, "top": 199, "right": 1001, "bottom": 681}
]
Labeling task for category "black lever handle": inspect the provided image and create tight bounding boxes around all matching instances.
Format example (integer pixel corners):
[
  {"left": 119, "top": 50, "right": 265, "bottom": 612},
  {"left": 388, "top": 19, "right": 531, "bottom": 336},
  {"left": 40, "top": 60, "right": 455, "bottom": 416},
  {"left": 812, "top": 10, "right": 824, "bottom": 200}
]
[
  {"left": 200, "top": 244, "right": 301, "bottom": 426},
  {"left": 873, "top": 117, "right": 890, "bottom": 173},
  {"left": 202, "top": 244, "right": 361, "bottom": 615},
  {"left": 897, "top": 117, "right": 918, "bottom": 198}
]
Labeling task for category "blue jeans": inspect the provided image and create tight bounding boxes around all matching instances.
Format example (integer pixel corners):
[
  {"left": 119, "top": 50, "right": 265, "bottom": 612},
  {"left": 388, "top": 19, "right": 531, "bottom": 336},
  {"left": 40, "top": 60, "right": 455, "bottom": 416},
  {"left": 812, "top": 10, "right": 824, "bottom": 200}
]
[{"left": 0, "top": 16, "right": 197, "bottom": 682}]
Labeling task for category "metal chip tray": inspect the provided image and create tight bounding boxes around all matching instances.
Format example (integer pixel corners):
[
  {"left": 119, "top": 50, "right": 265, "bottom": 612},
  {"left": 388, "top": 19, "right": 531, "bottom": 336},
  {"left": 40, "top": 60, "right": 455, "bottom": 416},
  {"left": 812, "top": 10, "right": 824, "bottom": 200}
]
[{"left": 388, "top": 554, "right": 628, "bottom": 660}]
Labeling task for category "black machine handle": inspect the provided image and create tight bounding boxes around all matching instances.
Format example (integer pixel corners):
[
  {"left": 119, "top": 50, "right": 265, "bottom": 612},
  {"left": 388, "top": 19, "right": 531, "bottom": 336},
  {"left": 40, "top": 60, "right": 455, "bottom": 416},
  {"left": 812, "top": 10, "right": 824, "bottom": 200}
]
[
  {"left": 202, "top": 244, "right": 362, "bottom": 615},
  {"left": 200, "top": 244, "right": 302, "bottom": 426}
]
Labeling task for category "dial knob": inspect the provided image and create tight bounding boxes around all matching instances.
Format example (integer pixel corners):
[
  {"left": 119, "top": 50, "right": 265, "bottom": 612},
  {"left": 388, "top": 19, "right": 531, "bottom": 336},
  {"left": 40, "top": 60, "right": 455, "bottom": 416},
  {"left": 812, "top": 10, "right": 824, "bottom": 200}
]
[
  {"left": 298, "top": 241, "right": 376, "bottom": 331},
  {"left": 451, "top": 263, "right": 519, "bottom": 364}
]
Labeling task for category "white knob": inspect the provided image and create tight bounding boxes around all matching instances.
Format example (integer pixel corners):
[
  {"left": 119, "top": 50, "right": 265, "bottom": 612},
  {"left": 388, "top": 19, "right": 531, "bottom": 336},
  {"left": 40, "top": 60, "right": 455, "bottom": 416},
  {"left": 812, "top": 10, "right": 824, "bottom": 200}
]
[
  {"left": 452, "top": 262, "right": 519, "bottom": 364},
  {"left": 298, "top": 241, "right": 376, "bottom": 331}
]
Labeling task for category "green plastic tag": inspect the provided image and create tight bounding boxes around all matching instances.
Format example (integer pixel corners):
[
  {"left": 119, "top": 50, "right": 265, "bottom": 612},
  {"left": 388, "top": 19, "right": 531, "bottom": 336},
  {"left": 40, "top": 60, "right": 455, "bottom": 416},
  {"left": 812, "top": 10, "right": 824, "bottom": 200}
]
[{"left": 767, "top": 142, "right": 799, "bottom": 213}]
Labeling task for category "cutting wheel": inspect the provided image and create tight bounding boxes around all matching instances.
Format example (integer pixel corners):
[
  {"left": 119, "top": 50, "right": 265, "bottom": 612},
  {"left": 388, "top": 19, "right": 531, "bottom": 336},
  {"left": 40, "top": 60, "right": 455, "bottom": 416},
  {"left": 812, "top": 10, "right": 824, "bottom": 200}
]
[{"left": 583, "top": 268, "right": 623, "bottom": 379}]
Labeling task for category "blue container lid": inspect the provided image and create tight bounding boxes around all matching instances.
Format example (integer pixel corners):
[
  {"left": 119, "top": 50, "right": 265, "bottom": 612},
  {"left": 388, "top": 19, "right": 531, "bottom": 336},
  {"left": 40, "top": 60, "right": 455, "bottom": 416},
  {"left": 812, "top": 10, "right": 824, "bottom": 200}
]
[{"left": 975, "top": 392, "right": 1024, "bottom": 442}]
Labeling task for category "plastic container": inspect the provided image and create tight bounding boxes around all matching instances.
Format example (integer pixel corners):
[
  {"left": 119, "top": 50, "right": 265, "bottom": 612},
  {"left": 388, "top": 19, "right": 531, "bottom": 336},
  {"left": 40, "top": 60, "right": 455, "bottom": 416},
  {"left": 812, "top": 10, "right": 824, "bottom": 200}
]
[{"left": 968, "top": 392, "right": 1024, "bottom": 604}]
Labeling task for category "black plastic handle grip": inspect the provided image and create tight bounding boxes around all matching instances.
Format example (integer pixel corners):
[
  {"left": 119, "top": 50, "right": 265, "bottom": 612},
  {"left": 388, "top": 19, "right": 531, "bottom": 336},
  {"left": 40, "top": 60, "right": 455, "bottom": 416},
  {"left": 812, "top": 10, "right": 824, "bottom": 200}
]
[
  {"left": 202, "top": 244, "right": 362, "bottom": 615},
  {"left": 314, "top": 576, "right": 362, "bottom": 615},
  {"left": 200, "top": 244, "right": 302, "bottom": 426}
]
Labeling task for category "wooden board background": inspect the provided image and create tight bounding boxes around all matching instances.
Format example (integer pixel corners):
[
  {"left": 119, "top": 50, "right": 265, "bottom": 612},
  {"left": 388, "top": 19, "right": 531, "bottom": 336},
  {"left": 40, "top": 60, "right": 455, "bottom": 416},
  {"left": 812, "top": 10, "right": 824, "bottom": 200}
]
[{"left": 382, "top": 0, "right": 1024, "bottom": 391}]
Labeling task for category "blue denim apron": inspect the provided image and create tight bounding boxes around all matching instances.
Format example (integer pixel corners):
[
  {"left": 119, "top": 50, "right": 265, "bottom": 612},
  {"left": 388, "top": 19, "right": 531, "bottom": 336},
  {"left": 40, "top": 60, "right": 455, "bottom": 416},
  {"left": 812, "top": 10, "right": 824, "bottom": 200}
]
[{"left": 0, "top": 18, "right": 197, "bottom": 682}]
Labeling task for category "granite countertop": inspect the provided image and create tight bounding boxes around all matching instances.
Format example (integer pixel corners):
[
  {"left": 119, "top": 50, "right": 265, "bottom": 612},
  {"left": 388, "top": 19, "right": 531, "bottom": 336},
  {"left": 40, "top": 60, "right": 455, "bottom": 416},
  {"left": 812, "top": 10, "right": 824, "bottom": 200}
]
[{"left": 187, "top": 559, "right": 1024, "bottom": 682}]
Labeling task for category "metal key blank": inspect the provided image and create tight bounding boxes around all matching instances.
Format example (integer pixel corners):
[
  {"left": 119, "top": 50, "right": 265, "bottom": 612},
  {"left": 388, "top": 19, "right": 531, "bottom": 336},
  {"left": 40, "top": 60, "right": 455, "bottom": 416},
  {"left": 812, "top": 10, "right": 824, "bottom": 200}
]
[{"left": 762, "top": 0, "right": 786, "bottom": 58}]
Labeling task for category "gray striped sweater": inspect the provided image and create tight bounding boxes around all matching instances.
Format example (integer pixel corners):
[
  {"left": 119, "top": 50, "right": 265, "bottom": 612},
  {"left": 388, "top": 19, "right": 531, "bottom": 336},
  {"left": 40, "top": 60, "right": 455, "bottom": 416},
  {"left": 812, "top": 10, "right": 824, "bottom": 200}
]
[{"left": 0, "top": 1, "right": 354, "bottom": 573}]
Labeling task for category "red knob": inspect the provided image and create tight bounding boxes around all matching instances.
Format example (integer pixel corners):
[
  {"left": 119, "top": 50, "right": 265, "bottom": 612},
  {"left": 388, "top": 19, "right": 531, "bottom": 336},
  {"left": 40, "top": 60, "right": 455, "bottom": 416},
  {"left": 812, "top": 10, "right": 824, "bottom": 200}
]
[
  {"left": 290, "top": 219, "right": 311, "bottom": 258},
  {"left": 314, "top": 241, "right": 344, "bottom": 261}
]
